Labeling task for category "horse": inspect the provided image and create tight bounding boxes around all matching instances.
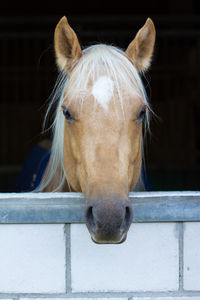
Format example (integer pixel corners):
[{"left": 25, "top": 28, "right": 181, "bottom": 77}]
[{"left": 37, "top": 16, "right": 156, "bottom": 244}]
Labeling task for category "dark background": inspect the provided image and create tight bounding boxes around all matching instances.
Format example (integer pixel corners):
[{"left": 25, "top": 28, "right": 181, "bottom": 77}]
[{"left": 0, "top": 1, "right": 200, "bottom": 191}]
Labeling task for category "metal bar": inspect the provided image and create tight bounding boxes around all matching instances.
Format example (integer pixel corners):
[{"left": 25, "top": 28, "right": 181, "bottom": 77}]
[{"left": 0, "top": 191, "right": 199, "bottom": 224}]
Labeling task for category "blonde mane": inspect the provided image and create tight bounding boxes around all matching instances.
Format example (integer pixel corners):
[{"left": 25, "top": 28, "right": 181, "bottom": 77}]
[{"left": 38, "top": 44, "right": 150, "bottom": 192}]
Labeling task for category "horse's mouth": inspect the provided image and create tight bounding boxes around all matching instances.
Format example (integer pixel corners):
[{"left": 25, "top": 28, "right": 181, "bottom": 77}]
[{"left": 90, "top": 233, "right": 127, "bottom": 244}]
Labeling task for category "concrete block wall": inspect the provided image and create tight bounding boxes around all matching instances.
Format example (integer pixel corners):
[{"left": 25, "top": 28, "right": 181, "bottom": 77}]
[{"left": 0, "top": 192, "right": 200, "bottom": 300}]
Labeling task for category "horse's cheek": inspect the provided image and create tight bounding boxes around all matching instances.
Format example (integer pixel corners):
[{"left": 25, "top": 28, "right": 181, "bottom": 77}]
[
  {"left": 63, "top": 124, "right": 82, "bottom": 191},
  {"left": 128, "top": 125, "right": 142, "bottom": 189},
  {"left": 65, "top": 122, "right": 81, "bottom": 163}
]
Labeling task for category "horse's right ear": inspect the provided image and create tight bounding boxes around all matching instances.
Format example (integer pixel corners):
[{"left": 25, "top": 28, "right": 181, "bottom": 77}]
[{"left": 54, "top": 16, "right": 82, "bottom": 73}]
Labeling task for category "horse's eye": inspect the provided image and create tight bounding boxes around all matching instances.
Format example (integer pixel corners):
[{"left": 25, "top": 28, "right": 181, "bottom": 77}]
[
  {"left": 137, "top": 106, "right": 146, "bottom": 122},
  {"left": 62, "top": 106, "right": 74, "bottom": 122}
]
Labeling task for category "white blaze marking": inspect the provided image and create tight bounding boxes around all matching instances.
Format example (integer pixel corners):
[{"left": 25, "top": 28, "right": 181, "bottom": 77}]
[{"left": 91, "top": 76, "right": 114, "bottom": 110}]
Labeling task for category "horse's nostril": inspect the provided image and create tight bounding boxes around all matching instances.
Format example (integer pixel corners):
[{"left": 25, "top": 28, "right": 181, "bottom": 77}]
[
  {"left": 121, "top": 205, "right": 133, "bottom": 231},
  {"left": 125, "top": 206, "right": 131, "bottom": 222},
  {"left": 85, "top": 206, "right": 96, "bottom": 230}
]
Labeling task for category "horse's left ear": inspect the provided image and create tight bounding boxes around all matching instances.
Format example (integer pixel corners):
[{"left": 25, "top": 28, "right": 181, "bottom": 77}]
[
  {"left": 54, "top": 16, "right": 82, "bottom": 73},
  {"left": 126, "top": 18, "right": 156, "bottom": 72}
]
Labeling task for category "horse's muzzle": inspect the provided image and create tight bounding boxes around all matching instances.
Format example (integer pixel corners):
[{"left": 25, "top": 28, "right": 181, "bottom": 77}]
[{"left": 85, "top": 199, "right": 133, "bottom": 244}]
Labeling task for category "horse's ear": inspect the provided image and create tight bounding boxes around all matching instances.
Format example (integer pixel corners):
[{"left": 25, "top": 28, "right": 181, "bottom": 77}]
[
  {"left": 126, "top": 18, "right": 156, "bottom": 72},
  {"left": 54, "top": 16, "right": 82, "bottom": 72}
]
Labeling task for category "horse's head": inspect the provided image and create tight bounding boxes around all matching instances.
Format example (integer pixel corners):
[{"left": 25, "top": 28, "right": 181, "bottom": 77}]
[{"left": 54, "top": 17, "right": 156, "bottom": 243}]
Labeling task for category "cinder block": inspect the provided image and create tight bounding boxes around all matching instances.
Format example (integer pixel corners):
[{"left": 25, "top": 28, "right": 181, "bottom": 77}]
[
  {"left": 0, "top": 224, "right": 66, "bottom": 293},
  {"left": 71, "top": 223, "right": 179, "bottom": 292},
  {"left": 184, "top": 222, "right": 200, "bottom": 290}
]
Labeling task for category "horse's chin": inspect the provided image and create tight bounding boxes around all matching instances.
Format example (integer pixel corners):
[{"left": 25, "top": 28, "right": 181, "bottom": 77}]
[{"left": 90, "top": 233, "right": 127, "bottom": 244}]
